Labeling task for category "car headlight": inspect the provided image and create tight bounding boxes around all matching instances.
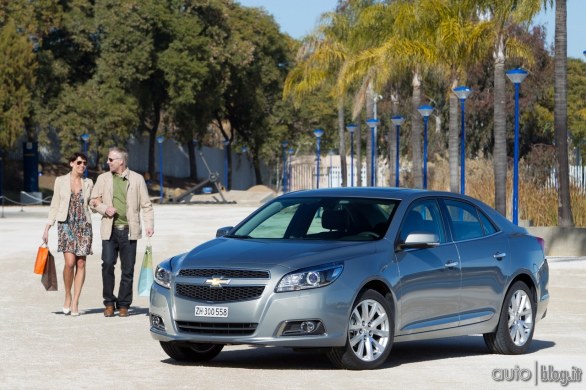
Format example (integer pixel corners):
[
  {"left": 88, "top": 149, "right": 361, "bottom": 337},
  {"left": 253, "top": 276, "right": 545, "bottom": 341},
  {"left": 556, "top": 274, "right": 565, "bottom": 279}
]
[
  {"left": 275, "top": 263, "right": 343, "bottom": 292},
  {"left": 154, "top": 260, "right": 171, "bottom": 289}
]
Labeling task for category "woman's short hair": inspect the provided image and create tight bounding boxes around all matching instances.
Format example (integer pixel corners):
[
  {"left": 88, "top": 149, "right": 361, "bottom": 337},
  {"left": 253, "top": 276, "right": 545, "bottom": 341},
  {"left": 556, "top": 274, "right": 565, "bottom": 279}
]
[{"left": 68, "top": 152, "right": 88, "bottom": 163}]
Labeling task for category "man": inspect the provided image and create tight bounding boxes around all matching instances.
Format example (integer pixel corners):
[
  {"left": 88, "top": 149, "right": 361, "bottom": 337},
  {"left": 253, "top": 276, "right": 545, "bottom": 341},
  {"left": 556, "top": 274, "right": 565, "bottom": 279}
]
[{"left": 91, "top": 147, "right": 154, "bottom": 317}]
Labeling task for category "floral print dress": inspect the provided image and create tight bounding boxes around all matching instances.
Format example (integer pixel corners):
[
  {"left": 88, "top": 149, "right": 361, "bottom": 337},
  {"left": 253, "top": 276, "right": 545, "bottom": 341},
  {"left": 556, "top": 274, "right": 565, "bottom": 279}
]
[{"left": 57, "top": 190, "right": 92, "bottom": 256}]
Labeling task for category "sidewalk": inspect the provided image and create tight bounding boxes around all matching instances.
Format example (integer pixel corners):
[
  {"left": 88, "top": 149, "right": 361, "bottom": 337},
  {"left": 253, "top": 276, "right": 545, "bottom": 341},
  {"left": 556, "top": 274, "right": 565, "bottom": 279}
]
[{"left": 0, "top": 204, "right": 584, "bottom": 389}]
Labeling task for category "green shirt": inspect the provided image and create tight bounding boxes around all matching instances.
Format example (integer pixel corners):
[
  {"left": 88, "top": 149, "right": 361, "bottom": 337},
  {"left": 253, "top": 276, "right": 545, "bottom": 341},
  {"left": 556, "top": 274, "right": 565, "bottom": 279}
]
[{"left": 112, "top": 173, "right": 128, "bottom": 226}]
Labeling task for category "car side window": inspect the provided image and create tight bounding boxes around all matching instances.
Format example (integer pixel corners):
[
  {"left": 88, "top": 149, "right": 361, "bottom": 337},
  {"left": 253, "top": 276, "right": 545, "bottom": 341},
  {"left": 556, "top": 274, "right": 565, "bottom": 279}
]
[
  {"left": 399, "top": 200, "right": 446, "bottom": 243},
  {"left": 478, "top": 210, "right": 498, "bottom": 235},
  {"left": 444, "top": 200, "right": 485, "bottom": 241}
]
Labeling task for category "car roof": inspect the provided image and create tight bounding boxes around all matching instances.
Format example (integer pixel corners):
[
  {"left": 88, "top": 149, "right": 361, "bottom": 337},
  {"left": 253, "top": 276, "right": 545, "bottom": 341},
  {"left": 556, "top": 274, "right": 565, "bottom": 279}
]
[{"left": 280, "top": 187, "right": 471, "bottom": 202}]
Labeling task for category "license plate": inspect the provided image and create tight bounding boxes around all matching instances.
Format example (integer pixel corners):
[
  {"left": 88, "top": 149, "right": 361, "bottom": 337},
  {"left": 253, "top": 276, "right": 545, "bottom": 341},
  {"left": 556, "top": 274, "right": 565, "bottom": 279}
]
[{"left": 195, "top": 305, "right": 228, "bottom": 318}]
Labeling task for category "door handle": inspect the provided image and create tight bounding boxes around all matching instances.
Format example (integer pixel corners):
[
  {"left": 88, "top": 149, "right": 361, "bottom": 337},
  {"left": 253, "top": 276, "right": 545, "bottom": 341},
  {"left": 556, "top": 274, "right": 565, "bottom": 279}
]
[
  {"left": 444, "top": 260, "right": 459, "bottom": 268},
  {"left": 493, "top": 252, "right": 506, "bottom": 260}
]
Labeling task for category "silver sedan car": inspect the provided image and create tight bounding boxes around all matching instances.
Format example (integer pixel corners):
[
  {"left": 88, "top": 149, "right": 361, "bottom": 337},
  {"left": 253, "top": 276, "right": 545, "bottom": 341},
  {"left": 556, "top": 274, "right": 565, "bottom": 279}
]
[{"left": 149, "top": 188, "right": 549, "bottom": 370}]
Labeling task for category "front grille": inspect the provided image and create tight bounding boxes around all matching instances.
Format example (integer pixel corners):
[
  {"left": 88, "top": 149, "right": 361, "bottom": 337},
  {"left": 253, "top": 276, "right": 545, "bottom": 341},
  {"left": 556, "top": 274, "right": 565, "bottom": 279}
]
[
  {"left": 178, "top": 269, "right": 270, "bottom": 279},
  {"left": 176, "top": 321, "right": 257, "bottom": 335},
  {"left": 176, "top": 284, "right": 265, "bottom": 302}
]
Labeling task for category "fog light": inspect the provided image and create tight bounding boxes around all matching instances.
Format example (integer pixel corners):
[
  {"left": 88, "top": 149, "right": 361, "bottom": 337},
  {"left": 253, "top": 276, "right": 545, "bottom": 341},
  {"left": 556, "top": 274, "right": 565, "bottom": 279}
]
[
  {"left": 300, "top": 321, "right": 316, "bottom": 333},
  {"left": 150, "top": 314, "right": 165, "bottom": 331},
  {"left": 280, "top": 320, "right": 325, "bottom": 336}
]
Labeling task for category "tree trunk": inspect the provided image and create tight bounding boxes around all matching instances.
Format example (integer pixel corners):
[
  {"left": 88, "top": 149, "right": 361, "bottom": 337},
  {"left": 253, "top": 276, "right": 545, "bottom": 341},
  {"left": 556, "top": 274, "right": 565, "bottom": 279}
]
[
  {"left": 365, "top": 82, "right": 374, "bottom": 186},
  {"left": 554, "top": 0, "right": 574, "bottom": 227},
  {"left": 411, "top": 70, "right": 423, "bottom": 189},
  {"left": 390, "top": 91, "right": 399, "bottom": 186},
  {"left": 337, "top": 100, "right": 347, "bottom": 187},
  {"left": 493, "top": 35, "right": 507, "bottom": 216},
  {"left": 449, "top": 78, "right": 459, "bottom": 193}
]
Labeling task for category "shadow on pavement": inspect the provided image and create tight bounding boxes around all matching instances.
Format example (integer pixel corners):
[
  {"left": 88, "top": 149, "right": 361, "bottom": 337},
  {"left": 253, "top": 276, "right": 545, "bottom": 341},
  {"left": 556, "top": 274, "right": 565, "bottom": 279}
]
[{"left": 157, "top": 336, "right": 555, "bottom": 370}]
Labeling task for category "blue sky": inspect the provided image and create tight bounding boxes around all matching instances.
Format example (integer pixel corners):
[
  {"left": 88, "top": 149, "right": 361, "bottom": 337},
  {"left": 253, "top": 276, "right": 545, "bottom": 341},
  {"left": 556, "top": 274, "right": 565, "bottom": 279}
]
[{"left": 238, "top": 0, "right": 586, "bottom": 59}]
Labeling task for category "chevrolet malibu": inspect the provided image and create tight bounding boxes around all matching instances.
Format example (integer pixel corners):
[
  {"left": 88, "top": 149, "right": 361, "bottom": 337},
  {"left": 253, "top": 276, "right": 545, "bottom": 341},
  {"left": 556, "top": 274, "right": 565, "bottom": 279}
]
[{"left": 149, "top": 188, "right": 549, "bottom": 370}]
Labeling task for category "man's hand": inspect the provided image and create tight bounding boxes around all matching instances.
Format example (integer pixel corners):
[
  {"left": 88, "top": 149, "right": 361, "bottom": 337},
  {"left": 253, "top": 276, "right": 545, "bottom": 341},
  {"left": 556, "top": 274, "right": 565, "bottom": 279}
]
[
  {"left": 146, "top": 228, "right": 154, "bottom": 237},
  {"left": 105, "top": 207, "right": 117, "bottom": 217}
]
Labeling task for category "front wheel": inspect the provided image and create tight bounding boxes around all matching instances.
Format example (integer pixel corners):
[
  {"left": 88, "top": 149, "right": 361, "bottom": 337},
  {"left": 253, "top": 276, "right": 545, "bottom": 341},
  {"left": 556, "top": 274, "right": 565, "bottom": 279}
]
[
  {"left": 327, "top": 289, "right": 394, "bottom": 370},
  {"left": 484, "top": 281, "right": 535, "bottom": 354},
  {"left": 160, "top": 341, "right": 224, "bottom": 362}
]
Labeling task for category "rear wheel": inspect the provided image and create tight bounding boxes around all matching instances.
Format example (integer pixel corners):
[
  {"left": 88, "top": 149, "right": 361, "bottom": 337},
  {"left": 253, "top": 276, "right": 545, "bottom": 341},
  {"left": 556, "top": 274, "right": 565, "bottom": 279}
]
[
  {"left": 484, "top": 281, "right": 535, "bottom": 354},
  {"left": 160, "top": 342, "right": 224, "bottom": 362},
  {"left": 327, "top": 290, "right": 394, "bottom": 370}
]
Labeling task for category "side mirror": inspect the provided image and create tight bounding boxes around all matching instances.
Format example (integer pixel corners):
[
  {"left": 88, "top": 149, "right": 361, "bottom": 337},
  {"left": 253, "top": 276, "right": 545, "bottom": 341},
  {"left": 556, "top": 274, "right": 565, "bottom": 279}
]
[
  {"left": 398, "top": 233, "right": 439, "bottom": 250},
  {"left": 216, "top": 226, "right": 234, "bottom": 237}
]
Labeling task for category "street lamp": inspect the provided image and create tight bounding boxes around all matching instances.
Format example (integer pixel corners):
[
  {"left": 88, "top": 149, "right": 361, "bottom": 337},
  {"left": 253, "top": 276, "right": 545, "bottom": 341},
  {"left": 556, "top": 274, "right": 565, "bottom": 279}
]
[
  {"left": 506, "top": 68, "right": 528, "bottom": 225},
  {"left": 156, "top": 135, "right": 165, "bottom": 203},
  {"left": 281, "top": 141, "right": 289, "bottom": 192},
  {"left": 80, "top": 133, "right": 90, "bottom": 178},
  {"left": 365, "top": 118, "right": 380, "bottom": 186},
  {"left": 391, "top": 115, "right": 405, "bottom": 187},
  {"left": 417, "top": 105, "right": 433, "bottom": 189},
  {"left": 346, "top": 124, "right": 357, "bottom": 187},
  {"left": 453, "top": 86, "right": 472, "bottom": 195},
  {"left": 313, "top": 128, "right": 324, "bottom": 188}
]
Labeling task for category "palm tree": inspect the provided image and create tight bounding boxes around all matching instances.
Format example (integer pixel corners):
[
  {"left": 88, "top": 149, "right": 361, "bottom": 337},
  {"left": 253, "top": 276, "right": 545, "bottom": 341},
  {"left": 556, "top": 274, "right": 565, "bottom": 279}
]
[
  {"left": 284, "top": 1, "right": 374, "bottom": 188},
  {"left": 478, "top": 0, "right": 547, "bottom": 216},
  {"left": 419, "top": 0, "right": 491, "bottom": 193},
  {"left": 554, "top": 0, "right": 574, "bottom": 227}
]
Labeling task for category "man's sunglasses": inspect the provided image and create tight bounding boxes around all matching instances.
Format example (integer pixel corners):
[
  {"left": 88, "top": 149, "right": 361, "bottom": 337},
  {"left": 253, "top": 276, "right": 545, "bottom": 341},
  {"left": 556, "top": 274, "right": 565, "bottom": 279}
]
[
  {"left": 108, "top": 157, "right": 121, "bottom": 162},
  {"left": 76, "top": 160, "right": 87, "bottom": 166}
]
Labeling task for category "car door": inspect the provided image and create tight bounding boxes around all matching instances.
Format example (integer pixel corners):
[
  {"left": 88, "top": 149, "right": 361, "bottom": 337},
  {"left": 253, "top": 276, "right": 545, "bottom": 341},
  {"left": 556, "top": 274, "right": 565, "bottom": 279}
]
[
  {"left": 394, "top": 199, "right": 461, "bottom": 335},
  {"left": 441, "top": 199, "right": 510, "bottom": 326}
]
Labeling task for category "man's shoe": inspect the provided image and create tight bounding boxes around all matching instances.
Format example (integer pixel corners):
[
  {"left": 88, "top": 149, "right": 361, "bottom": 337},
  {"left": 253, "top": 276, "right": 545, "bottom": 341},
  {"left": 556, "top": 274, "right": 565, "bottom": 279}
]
[
  {"left": 119, "top": 307, "right": 129, "bottom": 317},
  {"left": 104, "top": 305, "right": 115, "bottom": 317}
]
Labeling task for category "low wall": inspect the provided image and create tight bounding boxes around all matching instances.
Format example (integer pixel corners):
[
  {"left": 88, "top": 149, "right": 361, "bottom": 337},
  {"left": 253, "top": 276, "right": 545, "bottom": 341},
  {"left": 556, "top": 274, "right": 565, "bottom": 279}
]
[{"left": 526, "top": 227, "right": 586, "bottom": 257}]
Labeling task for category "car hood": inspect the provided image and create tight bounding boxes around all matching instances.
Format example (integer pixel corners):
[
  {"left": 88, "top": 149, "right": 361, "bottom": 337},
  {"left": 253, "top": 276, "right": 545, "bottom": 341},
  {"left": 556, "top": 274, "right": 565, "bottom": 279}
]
[{"left": 173, "top": 237, "right": 378, "bottom": 271}]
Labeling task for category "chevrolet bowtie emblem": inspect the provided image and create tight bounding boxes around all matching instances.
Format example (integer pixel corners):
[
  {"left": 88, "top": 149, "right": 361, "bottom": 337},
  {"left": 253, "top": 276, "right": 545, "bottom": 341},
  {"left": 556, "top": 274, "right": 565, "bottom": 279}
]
[{"left": 205, "top": 277, "right": 231, "bottom": 288}]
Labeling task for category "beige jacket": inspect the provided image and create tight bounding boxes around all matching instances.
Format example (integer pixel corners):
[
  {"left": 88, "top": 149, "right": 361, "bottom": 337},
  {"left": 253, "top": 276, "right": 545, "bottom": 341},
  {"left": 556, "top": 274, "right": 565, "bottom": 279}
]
[
  {"left": 47, "top": 173, "right": 93, "bottom": 225},
  {"left": 90, "top": 168, "right": 154, "bottom": 240}
]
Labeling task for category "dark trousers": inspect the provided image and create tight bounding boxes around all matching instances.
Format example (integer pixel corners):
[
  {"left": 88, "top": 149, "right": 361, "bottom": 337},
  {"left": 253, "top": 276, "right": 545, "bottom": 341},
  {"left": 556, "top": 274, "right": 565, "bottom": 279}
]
[{"left": 102, "top": 228, "right": 137, "bottom": 308}]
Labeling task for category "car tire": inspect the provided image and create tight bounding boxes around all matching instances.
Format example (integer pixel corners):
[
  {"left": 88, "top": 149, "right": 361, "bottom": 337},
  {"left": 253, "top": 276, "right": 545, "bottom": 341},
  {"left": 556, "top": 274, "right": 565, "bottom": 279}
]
[
  {"left": 484, "top": 281, "right": 535, "bottom": 354},
  {"left": 327, "top": 289, "right": 394, "bottom": 370},
  {"left": 160, "top": 342, "right": 224, "bottom": 362}
]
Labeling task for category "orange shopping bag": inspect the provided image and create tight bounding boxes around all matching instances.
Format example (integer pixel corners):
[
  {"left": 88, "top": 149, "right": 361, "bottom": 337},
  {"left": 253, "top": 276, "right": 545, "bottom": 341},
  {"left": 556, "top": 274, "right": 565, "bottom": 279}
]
[{"left": 34, "top": 243, "right": 49, "bottom": 274}]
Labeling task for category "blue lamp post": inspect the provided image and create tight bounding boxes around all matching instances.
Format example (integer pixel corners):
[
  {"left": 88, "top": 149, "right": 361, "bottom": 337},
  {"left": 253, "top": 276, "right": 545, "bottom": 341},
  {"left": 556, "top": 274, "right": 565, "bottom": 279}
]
[
  {"left": 506, "top": 68, "right": 528, "bottom": 225},
  {"left": 281, "top": 141, "right": 289, "bottom": 192},
  {"left": 346, "top": 124, "right": 357, "bottom": 187},
  {"left": 288, "top": 147, "right": 294, "bottom": 191},
  {"left": 418, "top": 105, "right": 433, "bottom": 189},
  {"left": 453, "top": 86, "right": 472, "bottom": 195},
  {"left": 365, "top": 118, "right": 380, "bottom": 186},
  {"left": 156, "top": 135, "right": 165, "bottom": 203},
  {"left": 390, "top": 115, "right": 404, "bottom": 187},
  {"left": 313, "top": 128, "right": 324, "bottom": 189},
  {"left": 80, "top": 133, "right": 90, "bottom": 178}
]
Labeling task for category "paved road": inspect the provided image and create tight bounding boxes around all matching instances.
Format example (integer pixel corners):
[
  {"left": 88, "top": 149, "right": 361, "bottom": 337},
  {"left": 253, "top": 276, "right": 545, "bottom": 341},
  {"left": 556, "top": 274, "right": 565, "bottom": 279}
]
[{"left": 1, "top": 204, "right": 584, "bottom": 389}]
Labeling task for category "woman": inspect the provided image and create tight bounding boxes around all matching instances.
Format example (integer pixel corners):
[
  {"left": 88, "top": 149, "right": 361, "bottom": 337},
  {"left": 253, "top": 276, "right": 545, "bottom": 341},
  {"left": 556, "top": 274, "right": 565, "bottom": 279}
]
[{"left": 42, "top": 152, "right": 93, "bottom": 316}]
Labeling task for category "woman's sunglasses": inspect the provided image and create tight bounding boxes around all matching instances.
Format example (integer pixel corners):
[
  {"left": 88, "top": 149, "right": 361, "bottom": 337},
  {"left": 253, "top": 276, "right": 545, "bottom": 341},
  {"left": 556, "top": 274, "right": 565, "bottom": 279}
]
[{"left": 76, "top": 160, "right": 87, "bottom": 166}]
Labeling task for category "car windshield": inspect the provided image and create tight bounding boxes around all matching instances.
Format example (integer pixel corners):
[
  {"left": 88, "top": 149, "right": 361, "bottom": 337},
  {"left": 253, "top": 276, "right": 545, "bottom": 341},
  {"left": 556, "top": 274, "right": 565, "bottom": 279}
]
[{"left": 229, "top": 197, "right": 399, "bottom": 241}]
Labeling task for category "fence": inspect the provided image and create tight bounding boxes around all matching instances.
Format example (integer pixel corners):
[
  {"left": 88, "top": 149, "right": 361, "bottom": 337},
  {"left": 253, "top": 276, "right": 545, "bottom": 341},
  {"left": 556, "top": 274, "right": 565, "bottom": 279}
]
[{"left": 547, "top": 165, "right": 586, "bottom": 192}]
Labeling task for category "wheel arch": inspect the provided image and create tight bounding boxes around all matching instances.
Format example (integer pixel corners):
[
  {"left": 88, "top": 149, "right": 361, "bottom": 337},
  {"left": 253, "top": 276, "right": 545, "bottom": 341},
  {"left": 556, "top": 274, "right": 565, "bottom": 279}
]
[
  {"left": 507, "top": 272, "right": 537, "bottom": 305},
  {"left": 357, "top": 279, "right": 396, "bottom": 316}
]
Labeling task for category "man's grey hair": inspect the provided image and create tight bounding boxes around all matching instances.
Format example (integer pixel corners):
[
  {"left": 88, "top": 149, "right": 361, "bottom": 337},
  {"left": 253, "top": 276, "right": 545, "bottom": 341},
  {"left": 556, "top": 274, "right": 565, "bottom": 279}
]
[{"left": 109, "top": 146, "right": 128, "bottom": 165}]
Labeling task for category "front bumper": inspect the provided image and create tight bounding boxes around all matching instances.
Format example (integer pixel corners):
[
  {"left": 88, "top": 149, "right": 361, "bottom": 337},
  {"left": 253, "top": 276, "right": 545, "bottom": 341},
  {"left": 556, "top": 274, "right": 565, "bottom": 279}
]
[{"left": 149, "top": 281, "right": 352, "bottom": 348}]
